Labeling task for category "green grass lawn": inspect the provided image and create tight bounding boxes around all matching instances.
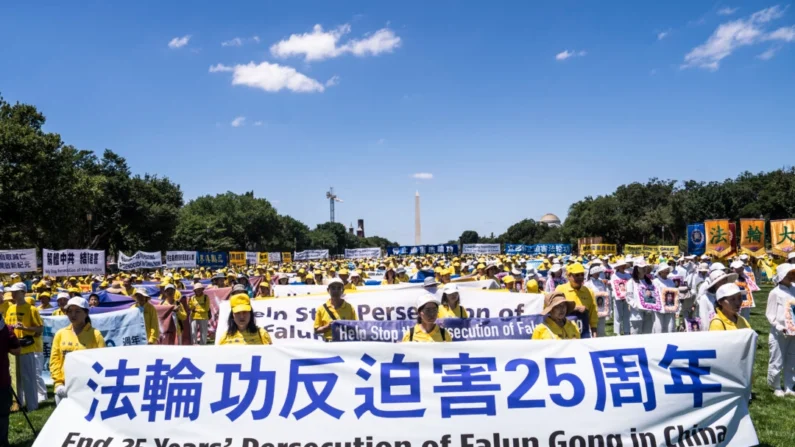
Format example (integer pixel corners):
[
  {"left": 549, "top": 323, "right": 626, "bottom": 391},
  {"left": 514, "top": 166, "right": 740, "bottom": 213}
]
[{"left": 9, "top": 286, "right": 795, "bottom": 446}]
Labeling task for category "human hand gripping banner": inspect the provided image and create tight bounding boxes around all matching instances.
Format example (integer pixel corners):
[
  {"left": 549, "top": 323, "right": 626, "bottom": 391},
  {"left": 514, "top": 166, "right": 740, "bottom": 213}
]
[{"left": 35, "top": 330, "right": 758, "bottom": 446}]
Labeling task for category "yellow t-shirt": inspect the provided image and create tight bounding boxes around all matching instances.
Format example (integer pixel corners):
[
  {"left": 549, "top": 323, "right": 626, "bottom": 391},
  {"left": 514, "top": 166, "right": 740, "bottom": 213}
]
[
  {"left": 219, "top": 328, "right": 273, "bottom": 345},
  {"left": 531, "top": 317, "right": 581, "bottom": 340},
  {"left": 52, "top": 308, "right": 65, "bottom": 316},
  {"left": 438, "top": 304, "right": 469, "bottom": 319},
  {"left": 402, "top": 324, "right": 452, "bottom": 342},
  {"left": 5, "top": 302, "right": 44, "bottom": 355},
  {"left": 189, "top": 293, "right": 210, "bottom": 320},
  {"left": 344, "top": 282, "right": 357, "bottom": 291},
  {"left": 555, "top": 283, "right": 598, "bottom": 330},
  {"left": 132, "top": 301, "right": 161, "bottom": 344},
  {"left": 314, "top": 299, "right": 358, "bottom": 341},
  {"left": 709, "top": 309, "right": 751, "bottom": 331},
  {"left": 50, "top": 323, "right": 106, "bottom": 387}
]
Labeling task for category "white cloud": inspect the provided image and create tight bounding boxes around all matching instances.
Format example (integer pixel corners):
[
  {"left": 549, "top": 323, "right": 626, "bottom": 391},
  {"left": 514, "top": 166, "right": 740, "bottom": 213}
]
[
  {"left": 555, "top": 49, "right": 586, "bottom": 61},
  {"left": 168, "top": 35, "right": 191, "bottom": 49},
  {"left": 757, "top": 47, "right": 778, "bottom": 60},
  {"left": 253, "top": 121, "right": 264, "bottom": 126},
  {"left": 325, "top": 75, "right": 340, "bottom": 87},
  {"left": 210, "top": 61, "right": 326, "bottom": 93},
  {"left": 657, "top": 30, "right": 671, "bottom": 40},
  {"left": 682, "top": 5, "right": 794, "bottom": 70},
  {"left": 231, "top": 116, "right": 246, "bottom": 127},
  {"left": 718, "top": 7, "right": 739, "bottom": 16},
  {"left": 253, "top": 36, "right": 261, "bottom": 43},
  {"left": 270, "top": 24, "right": 401, "bottom": 61},
  {"left": 412, "top": 173, "right": 433, "bottom": 180},
  {"left": 221, "top": 37, "right": 243, "bottom": 47}
]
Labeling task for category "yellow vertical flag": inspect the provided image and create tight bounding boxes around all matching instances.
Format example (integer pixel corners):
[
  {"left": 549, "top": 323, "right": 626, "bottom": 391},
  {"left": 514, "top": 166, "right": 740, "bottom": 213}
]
[
  {"left": 281, "top": 252, "right": 293, "bottom": 263},
  {"left": 258, "top": 252, "right": 269, "bottom": 265},
  {"left": 705, "top": 219, "right": 733, "bottom": 258},
  {"left": 739, "top": 219, "right": 766, "bottom": 257},
  {"left": 229, "top": 251, "right": 246, "bottom": 266},
  {"left": 770, "top": 219, "right": 795, "bottom": 257}
]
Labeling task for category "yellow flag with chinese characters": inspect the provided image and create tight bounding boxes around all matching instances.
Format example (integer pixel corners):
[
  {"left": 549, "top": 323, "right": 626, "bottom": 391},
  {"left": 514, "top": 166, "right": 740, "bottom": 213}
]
[
  {"left": 740, "top": 219, "right": 766, "bottom": 257},
  {"left": 229, "top": 251, "right": 246, "bottom": 266},
  {"left": 770, "top": 219, "right": 795, "bottom": 257},
  {"left": 258, "top": 252, "right": 269, "bottom": 265},
  {"left": 705, "top": 219, "right": 733, "bottom": 258}
]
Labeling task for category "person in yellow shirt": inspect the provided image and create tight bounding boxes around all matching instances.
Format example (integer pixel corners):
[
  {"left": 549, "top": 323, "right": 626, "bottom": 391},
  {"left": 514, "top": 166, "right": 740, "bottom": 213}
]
[
  {"left": 403, "top": 294, "right": 452, "bottom": 342},
  {"left": 525, "top": 267, "right": 540, "bottom": 293},
  {"left": 555, "top": 263, "right": 598, "bottom": 338},
  {"left": 532, "top": 292, "right": 581, "bottom": 340},
  {"left": 382, "top": 267, "right": 399, "bottom": 285},
  {"left": 51, "top": 292, "right": 70, "bottom": 316},
  {"left": 314, "top": 278, "right": 358, "bottom": 341},
  {"left": 6, "top": 282, "right": 43, "bottom": 410},
  {"left": 338, "top": 269, "right": 357, "bottom": 291},
  {"left": 254, "top": 281, "right": 274, "bottom": 300},
  {"left": 132, "top": 289, "right": 160, "bottom": 344},
  {"left": 219, "top": 293, "right": 272, "bottom": 345},
  {"left": 350, "top": 271, "right": 364, "bottom": 287},
  {"left": 439, "top": 284, "right": 468, "bottom": 319},
  {"left": 36, "top": 291, "right": 54, "bottom": 310},
  {"left": 50, "top": 297, "right": 105, "bottom": 405},
  {"left": 710, "top": 284, "right": 751, "bottom": 331},
  {"left": 161, "top": 284, "right": 186, "bottom": 345},
  {"left": 502, "top": 275, "right": 521, "bottom": 292},
  {"left": 396, "top": 267, "right": 410, "bottom": 283},
  {"left": 189, "top": 282, "right": 210, "bottom": 345}
]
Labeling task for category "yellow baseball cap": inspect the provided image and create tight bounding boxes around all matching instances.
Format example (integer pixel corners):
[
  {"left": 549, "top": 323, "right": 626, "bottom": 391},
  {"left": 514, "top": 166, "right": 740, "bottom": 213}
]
[
  {"left": 567, "top": 263, "right": 585, "bottom": 275},
  {"left": 230, "top": 293, "right": 252, "bottom": 313}
]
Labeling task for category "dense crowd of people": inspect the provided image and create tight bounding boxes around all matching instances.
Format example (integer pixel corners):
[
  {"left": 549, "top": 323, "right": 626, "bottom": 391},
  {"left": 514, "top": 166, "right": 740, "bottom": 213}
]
[{"left": 2, "top": 250, "right": 795, "bottom": 444}]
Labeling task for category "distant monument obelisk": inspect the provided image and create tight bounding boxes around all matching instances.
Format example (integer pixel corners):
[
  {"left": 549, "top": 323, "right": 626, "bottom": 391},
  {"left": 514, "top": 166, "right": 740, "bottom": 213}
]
[{"left": 414, "top": 190, "right": 421, "bottom": 245}]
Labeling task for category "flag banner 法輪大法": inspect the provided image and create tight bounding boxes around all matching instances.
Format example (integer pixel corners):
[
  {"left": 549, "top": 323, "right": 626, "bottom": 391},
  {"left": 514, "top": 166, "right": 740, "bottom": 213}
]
[
  {"left": 705, "top": 220, "right": 733, "bottom": 258},
  {"left": 770, "top": 219, "right": 795, "bottom": 257},
  {"left": 43, "top": 249, "right": 105, "bottom": 277},
  {"left": 33, "top": 330, "right": 758, "bottom": 447},
  {"left": 739, "top": 219, "right": 766, "bottom": 258},
  {"left": 0, "top": 248, "right": 37, "bottom": 274}
]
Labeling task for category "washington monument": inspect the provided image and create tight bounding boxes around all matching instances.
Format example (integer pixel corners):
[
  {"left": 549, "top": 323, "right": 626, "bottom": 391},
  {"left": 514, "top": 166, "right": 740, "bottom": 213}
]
[{"left": 415, "top": 190, "right": 421, "bottom": 245}]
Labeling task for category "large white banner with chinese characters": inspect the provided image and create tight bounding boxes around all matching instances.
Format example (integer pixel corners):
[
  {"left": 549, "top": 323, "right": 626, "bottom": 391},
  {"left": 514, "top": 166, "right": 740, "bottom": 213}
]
[
  {"left": 216, "top": 289, "right": 546, "bottom": 342},
  {"left": 35, "top": 331, "right": 758, "bottom": 447},
  {"left": 0, "top": 248, "right": 37, "bottom": 273},
  {"left": 43, "top": 249, "right": 105, "bottom": 277}
]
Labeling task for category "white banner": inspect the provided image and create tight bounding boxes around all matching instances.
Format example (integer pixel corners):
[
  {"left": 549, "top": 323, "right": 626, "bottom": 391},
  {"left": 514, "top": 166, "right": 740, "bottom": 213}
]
[
  {"left": 269, "top": 252, "right": 282, "bottom": 263},
  {"left": 217, "top": 288, "right": 545, "bottom": 342},
  {"left": 42, "top": 249, "right": 105, "bottom": 277},
  {"left": 36, "top": 331, "right": 758, "bottom": 446},
  {"left": 0, "top": 248, "right": 37, "bottom": 273},
  {"left": 165, "top": 251, "right": 197, "bottom": 268},
  {"left": 344, "top": 247, "right": 382, "bottom": 259},
  {"left": 462, "top": 243, "right": 501, "bottom": 255},
  {"left": 117, "top": 251, "right": 163, "bottom": 270},
  {"left": 41, "top": 307, "right": 148, "bottom": 384},
  {"left": 294, "top": 249, "right": 330, "bottom": 261},
  {"left": 272, "top": 280, "right": 498, "bottom": 298},
  {"left": 246, "top": 252, "right": 259, "bottom": 265}
]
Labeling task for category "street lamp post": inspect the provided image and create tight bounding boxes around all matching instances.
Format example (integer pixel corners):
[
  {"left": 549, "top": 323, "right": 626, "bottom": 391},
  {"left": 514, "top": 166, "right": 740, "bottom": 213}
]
[{"left": 87, "top": 212, "right": 93, "bottom": 247}]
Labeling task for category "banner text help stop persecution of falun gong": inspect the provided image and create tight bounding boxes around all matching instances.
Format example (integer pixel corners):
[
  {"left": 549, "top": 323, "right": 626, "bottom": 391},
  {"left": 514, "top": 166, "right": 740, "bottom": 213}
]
[{"left": 37, "top": 330, "right": 757, "bottom": 447}]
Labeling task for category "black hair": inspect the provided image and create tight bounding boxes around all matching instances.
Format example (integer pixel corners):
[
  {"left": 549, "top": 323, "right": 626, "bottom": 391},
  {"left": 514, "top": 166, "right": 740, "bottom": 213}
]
[
  {"left": 226, "top": 310, "right": 258, "bottom": 336},
  {"left": 85, "top": 315, "right": 92, "bottom": 325},
  {"left": 385, "top": 270, "right": 396, "bottom": 281},
  {"left": 416, "top": 303, "right": 438, "bottom": 324},
  {"left": 632, "top": 266, "right": 653, "bottom": 285}
]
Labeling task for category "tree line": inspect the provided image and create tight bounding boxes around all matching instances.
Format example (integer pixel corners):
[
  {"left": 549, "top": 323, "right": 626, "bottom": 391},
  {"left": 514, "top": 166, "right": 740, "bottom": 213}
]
[{"left": 0, "top": 95, "right": 397, "bottom": 255}]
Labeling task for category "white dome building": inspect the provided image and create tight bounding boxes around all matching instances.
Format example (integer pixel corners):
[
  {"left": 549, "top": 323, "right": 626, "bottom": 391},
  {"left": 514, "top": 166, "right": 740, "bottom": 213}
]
[{"left": 540, "top": 213, "right": 561, "bottom": 227}]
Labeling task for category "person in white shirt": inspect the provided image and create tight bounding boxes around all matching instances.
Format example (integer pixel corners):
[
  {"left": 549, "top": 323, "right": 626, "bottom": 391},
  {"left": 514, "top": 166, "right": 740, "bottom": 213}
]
[
  {"left": 585, "top": 263, "right": 609, "bottom": 337},
  {"left": 766, "top": 264, "right": 795, "bottom": 397},
  {"left": 696, "top": 269, "right": 738, "bottom": 332},
  {"left": 627, "top": 258, "right": 655, "bottom": 335},
  {"left": 610, "top": 259, "right": 632, "bottom": 336},
  {"left": 653, "top": 263, "right": 677, "bottom": 333},
  {"left": 731, "top": 260, "right": 755, "bottom": 321}
]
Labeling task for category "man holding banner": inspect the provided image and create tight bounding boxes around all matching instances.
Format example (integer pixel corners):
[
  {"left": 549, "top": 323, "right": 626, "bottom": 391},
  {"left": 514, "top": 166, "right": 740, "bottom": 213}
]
[
  {"left": 556, "top": 263, "right": 598, "bottom": 337},
  {"left": 314, "top": 278, "right": 357, "bottom": 341}
]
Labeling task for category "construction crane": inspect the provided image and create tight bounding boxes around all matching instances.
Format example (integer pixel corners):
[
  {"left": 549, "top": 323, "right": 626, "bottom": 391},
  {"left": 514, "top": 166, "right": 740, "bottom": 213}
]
[{"left": 326, "top": 187, "right": 343, "bottom": 222}]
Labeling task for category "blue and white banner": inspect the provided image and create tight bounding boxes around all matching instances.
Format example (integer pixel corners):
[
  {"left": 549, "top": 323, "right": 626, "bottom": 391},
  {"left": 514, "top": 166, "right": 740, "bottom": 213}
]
[
  {"left": 216, "top": 288, "right": 546, "bottom": 342},
  {"left": 688, "top": 223, "right": 706, "bottom": 256},
  {"left": 332, "top": 313, "right": 590, "bottom": 342},
  {"left": 294, "top": 249, "right": 330, "bottom": 261},
  {"left": 41, "top": 307, "right": 148, "bottom": 384},
  {"left": 462, "top": 243, "right": 501, "bottom": 255},
  {"left": 269, "top": 252, "right": 282, "bottom": 263},
  {"left": 246, "top": 251, "right": 259, "bottom": 265},
  {"left": 504, "top": 244, "right": 572, "bottom": 256},
  {"left": 197, "top": 251, "right": 228, "bottom": 269},
  {"left": 344, "top": 247, "right": 382, "bottom": 259},
  {"left": 118, "top": 251, "right": 163, "bottom": 270},
  {"left": 36, "top": 330, "right": 758, "bottom": 446},
  {"left": 165, "top": 251, "right": 197, "bottom": 268},
  {"left": 386, "top": 245, "right": 459, "bottom": 256},
  {"left": 0, "top": 248, "right": 37, "bottom": 273}
]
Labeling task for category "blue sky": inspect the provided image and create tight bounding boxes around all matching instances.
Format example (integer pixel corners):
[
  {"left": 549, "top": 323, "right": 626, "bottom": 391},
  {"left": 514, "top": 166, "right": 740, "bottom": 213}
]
[{"left": 2, "top": 1, "right": 794, "bottom": 245}]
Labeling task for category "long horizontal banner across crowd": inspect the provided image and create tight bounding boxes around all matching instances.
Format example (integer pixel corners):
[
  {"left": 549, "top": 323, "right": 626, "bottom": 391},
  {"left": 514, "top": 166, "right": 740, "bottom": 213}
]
[
  {"left": 216, "top": 288, "right": 545, "bottom": 342},
  {"left": 294, "top": 249, "right": 330, "bottom": 261},
  {"left": 579, "top": 244, "right": 617, "bottom": 256},
  {"left": 35, "top": 330, "right": 759, "bottom": 446},
  {"left": 623, "top": 245, "right": 681, "bottom": 257},
  {"left": 331, "top": 313, "right": 590, "bottom": 342},
  {"left": 344, "top": 247, "right": 382, "bottom": 259},
  {"left": 462, "top": 243, "right": 501, "bottom": 255},
  {"left": 0, "top": 248, "right": 37, "bottom": 274},
  {"left": 117, "top": 251, "right": 163, "bottom": 270},
  {"left": 42, "top": 249, "right": 105, "bottom": 277},
  {"left": 504, "top": 244, "right": 572, "bottom": 255},
  {"left": 386, "top": 245, "right": 459, "bottom": 256}
]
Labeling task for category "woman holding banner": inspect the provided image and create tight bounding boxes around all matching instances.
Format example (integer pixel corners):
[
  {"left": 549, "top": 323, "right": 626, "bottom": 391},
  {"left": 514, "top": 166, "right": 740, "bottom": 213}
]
[
  {"left": 403, "top": 294, "right": 452, "bottom": 342},
  {"left": 584, "top": 263, "right": 608, "bottom": 337},
  {"left": 219, "top": 294, "right": 273, "bottom": 345},
  {"left": 254, "top": 282, "right": 274, "bottom": 299},
  {"left": 50, "top": 297, "right": 105, "bottom": 405},
  {"left": 531, "top": 292, "right": 580, "bottom": 340},
  {"left": 439, "top": 284, "right": 469, "bottom": 318},
  {"left": 653, "top": 263, "right": 677, "bottom": 333}
]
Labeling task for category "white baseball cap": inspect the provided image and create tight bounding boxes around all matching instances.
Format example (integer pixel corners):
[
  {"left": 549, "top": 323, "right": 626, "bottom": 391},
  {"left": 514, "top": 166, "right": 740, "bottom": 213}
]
[
  {"left": 133, "top": 288, "right": 150, "bottom": 298},
  {"left": 56, "top": 291, "right": 70, "bottom": 301},
  {"left": 65, "top": 297, "right": 89, "bottom": 311},
  {"left": 774, "top": 264, "right": 795, "bottom": 284},
  {"left": 739, "top": 254, "right": 749, "bottom": 261},
  {"left": 709, "top": 262, "right": 726, "bottom": 272},
  {"left": 716, "top": 283, "right": 742, "bottom": 301},
  {"left": 788, "top": 252, "right": 795, "bottom": 260},
  {"left": 442, "top": 284, "right": 460, "bottom": 295},
  {"left": 9, "top": 282, "right": 27, "bottom": 292},
  {"left": 416, "top": 293, "right": 440, "bottom": 310},
  {"left": 327, "top": 277, "right": 344, "bottom": 286},
  {"left": 729, "top": 260, "right": 745, "bottom": 269}
]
